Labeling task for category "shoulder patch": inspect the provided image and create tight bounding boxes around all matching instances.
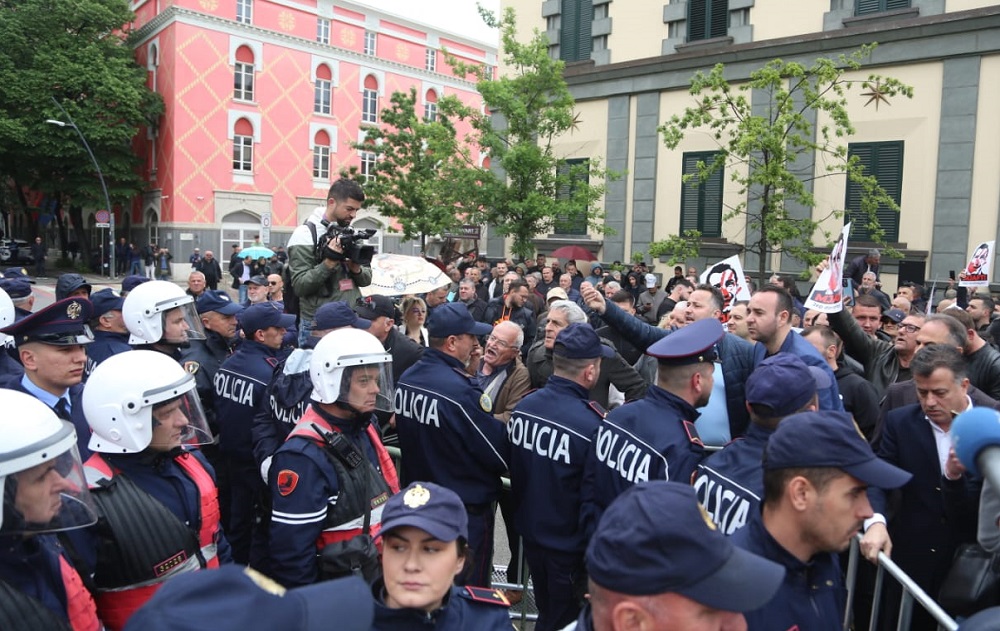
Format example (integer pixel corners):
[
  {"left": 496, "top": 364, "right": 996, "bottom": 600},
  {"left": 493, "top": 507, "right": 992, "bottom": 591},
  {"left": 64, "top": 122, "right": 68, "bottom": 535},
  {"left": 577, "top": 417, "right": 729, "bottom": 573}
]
[
  {"left": 683, "top": 420, "right": 704, "bottom": 447},
  {"left": 183, "top": 361, "right": 200, "bottom": 375},
  {"left": 276, "top": 469, "right": 300, "bottom": 496},
  {"left": 587, "top": 400, "right": 607, "bottom": 419},
  {"left": 463, "top": 586, "right": 510, "bottom": 607},
  {"left": 450, "top": 366, "right": 475, "bottom": 382},
  {"left": 479, "top": 392, "right": 493, "bottom": 413},
  {"left": 265, "top": 356, "right": 280, "bottom": 368}
]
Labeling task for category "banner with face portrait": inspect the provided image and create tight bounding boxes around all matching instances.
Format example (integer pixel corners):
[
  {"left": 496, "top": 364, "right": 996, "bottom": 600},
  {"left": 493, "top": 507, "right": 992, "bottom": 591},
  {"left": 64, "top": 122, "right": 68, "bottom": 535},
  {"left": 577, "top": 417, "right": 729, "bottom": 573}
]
[
  {"left": 959, "top": 241, "right": 995, "bottom": 288},
  {"left": 700, "top": 255, "right": 752, "bottom": 321},
  {"left": 804, "top": 223, "right": 852, "bottom": 314}
]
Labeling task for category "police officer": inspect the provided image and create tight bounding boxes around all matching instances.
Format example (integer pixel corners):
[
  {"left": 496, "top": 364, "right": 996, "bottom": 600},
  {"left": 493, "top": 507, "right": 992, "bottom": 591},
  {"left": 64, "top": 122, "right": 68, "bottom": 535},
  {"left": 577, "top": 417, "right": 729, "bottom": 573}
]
[
  {"left": 215, "top": 302, "right": 293, "bottom": 569},
  {"left": 81, "top": 350, "right": 232, "bottom": 630},
  {"left": 393, "top": 302, "right": 507, "bottom": 587},
  {"left": 565, "top": 481, "right": 784, "bottom": 631},
  {"left": 692, "top": 354, "right": 825, "bottom": 536},
  {"left": 0, "top": 297, "right": 95, "bottom": 458},
  {"left": 372, "top": 482, "right": 511, "bottom": 630},
  {"left": 0, "top": 390, "right": 102, "bottom": 631},
  {"left": 252, "top": 300, "right": 370, "bottom": 481},
  {"left": 508, "top": 323, "right": 612, "bottom": 631},
  {"left": 122, "top": 280, "right": 206, "bottom": 360},
  {"left": 84, "top": 288, "right": 131, "bottom": 379},
  {"left": 55, "top": 273, "right": 91, "bottom": 301},
  {"left": 179, "top": 290, "right": 244, "bottom": 413},
  {"left": 731, "top": 411, "right": 911, "bottom": 630},
  {"left": 580, "top": 317, "right": 725, "bottom": 535},
  {"left": 1, "top": 277, "right": 35, "bottom": 320},
  {"left": 0, "top": 286, "right": 22, "bottom": 380},
  {"left": 119, "top": 275, "right": 150, "bottom": 297},
  {"left": 268, "top": 328, "right": 398, "bottom": 587}
]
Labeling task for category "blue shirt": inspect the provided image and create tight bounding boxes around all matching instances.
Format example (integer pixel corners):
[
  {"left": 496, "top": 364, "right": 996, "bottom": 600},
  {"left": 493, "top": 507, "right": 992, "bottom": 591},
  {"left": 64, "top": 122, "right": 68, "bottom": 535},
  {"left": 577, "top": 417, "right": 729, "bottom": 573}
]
[
  {"left": 695, "top": 362, "right": 729, "bottom": 446},
  {"left": 732, "top": 514, "right": 845, "bottom": 631}
]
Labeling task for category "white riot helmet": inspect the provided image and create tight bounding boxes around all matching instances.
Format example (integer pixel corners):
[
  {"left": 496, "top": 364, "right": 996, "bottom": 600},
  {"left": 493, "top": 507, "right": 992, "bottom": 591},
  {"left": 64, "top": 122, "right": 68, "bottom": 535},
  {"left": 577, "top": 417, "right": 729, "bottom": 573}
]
[
  {"left": 84, "top": 350, "right": 213, "bottom": 454},
  {"left": 0, "top": 391, "right": 97, "bottom": 534},
  {"left": 310, "top": 328, "right": 394, "bottom": 414},
  {"left": 122, "top": 280, "right": 206, "bottom": 345},
  {"left": 0, "top": 287, "right": 14, "bottom": 347}
]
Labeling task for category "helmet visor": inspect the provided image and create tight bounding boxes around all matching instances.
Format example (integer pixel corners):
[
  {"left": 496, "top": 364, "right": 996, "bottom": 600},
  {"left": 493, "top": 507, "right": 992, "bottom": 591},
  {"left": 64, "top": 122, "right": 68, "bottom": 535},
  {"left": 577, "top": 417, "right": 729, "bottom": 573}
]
[
  {"left": 160, "top": 302, "right": 206, "bottom": 345},
  {"left": 3, "top": 444, "right": 97, "bottom": 535},
  {"left": 148, "top": 389, "right": 213, "bottom": 451},
  {"left": 337, "top": 363, "right": 395, "bottom": 414}
]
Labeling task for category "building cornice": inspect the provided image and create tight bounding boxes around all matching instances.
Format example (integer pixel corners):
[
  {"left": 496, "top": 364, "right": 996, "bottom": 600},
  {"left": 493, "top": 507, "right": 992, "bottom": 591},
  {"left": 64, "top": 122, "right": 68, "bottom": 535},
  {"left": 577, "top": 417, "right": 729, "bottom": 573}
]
[
  {"left": 130, "top": 6, "right": 481, "bottom": 93},
  {"left": 563, "top": 6, "right": 1000, "bottom": 101}
]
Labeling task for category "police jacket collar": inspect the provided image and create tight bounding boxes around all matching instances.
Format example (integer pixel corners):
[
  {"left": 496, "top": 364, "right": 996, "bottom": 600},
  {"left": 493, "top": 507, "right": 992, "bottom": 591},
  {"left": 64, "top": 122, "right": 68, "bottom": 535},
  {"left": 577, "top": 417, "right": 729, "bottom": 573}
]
[
  {"left": 424, "top": 347, "right": 467, "bottom": 371},
  {"left": 311, "top": 401, "right": 371, "bottom": 435},
  {"left": 744, "top": 423, "right": 776, "bottom": 444},
  {"left": 546, "top": 374, "right": 591, "bottom": 400},
  {"left": 371, "top": 578, "right": 455, "bottom": 625},
  {"left": 93, "top": 329, "right": 129, "bottom": 342},
  {"left": 646, "top": 384, "right": 702, "bottom": 422},
  {"left": 744, "top": 512, "right": 838, "bottom": 579},
  {"left": 238, "top": 338, "right": 282, "bottom": 358}
]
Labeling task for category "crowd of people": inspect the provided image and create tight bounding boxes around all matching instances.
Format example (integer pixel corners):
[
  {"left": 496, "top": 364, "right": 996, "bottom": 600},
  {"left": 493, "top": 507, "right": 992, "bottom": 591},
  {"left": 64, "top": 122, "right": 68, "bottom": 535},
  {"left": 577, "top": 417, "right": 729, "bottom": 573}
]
[{"left": 1, "top": 179, "right": 999, "bottom": 630}]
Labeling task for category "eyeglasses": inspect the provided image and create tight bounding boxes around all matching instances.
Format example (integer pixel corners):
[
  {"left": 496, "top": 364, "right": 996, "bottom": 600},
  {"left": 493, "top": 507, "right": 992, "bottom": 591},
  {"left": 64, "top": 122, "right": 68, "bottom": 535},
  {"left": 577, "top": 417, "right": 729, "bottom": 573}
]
[
  {"left": 487, "top": 334, "right": 514, "bottom": 350},
  {"left": 899, "top": 323, "right": 921, "bottom": 333},
  {"left": 268, "top": 281, "right": 278, "bottom": 286}
]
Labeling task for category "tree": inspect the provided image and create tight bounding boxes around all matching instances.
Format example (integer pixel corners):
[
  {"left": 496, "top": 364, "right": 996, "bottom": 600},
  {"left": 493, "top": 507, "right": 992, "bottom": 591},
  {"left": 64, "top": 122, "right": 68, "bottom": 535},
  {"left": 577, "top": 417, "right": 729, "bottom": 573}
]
[
  {"left": 346, "top": 88, "right": 473, "bottom": 254},
  {"left": 448, "top": 7, "right": 618, "bottom": 259},
  {"left": 656, "top": 45, "right": 911, "bottom": 282},
  {"left": 0, "top": 0, "right": 162, "bottom": 255}
]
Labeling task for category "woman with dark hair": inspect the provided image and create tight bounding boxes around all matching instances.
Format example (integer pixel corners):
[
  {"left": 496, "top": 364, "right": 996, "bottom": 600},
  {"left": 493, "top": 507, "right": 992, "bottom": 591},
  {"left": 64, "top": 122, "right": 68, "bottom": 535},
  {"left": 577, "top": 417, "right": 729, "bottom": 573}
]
[{"left": 372, "top": 481, "right": 511, "bottom": 630}]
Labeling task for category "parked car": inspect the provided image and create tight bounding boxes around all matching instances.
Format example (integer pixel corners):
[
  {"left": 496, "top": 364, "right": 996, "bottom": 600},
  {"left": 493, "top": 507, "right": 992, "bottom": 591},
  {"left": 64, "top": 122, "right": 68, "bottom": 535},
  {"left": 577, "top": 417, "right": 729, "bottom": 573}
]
[{"left": 0, "top": 239, "right": 34, "bottom": 264}]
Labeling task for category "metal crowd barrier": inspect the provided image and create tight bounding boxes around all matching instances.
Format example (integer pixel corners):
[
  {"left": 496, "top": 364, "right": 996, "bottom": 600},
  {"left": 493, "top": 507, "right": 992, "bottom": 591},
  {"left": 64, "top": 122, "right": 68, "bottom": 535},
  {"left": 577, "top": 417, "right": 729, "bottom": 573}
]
[{"left": 843, "top": 535, "right": 958, "bottom": 631}]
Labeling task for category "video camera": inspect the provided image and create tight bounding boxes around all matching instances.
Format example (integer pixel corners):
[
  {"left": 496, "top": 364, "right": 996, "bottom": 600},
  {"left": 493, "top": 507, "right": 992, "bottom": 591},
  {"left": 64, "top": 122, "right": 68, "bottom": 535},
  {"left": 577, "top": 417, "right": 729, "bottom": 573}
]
[{"left": 318, "top": 225, "right": 377, "bottom": 266}]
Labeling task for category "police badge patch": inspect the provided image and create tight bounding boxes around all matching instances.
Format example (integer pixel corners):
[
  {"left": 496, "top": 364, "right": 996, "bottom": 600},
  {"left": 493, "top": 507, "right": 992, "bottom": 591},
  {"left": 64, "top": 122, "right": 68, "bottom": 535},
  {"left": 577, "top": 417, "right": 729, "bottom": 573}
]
[
  {"left": 66, "top": 301, "right": 82, "bottom": 319},
  {"left": 183, "top": 361, "right": 200, "bottom": 375},
  {"left": 276, "top": 470, "right": 299, "bottom": 496},
  {"left": 479, "top": 393, "right": 493, "bottom": 413}
]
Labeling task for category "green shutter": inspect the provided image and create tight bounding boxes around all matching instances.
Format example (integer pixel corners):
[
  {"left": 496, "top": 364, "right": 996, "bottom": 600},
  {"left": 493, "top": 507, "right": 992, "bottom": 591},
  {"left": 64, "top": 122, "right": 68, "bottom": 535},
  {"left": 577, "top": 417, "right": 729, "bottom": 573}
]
[
  {"left": 560, "top": 0, "right": 591, "bottom": 62},
  {"left": 577, "top": 0, "right": 593, "bottom": 61},
  {"left": 556, "top": 158, "right": 589, "bottom": 235},
  {"left": 689, "top": 0, "right": 728, "bottom": 41},
  {"left": 846, "top": 142, "right": 903, "bottom": 242},
  {"left": 680, "top": 152, "right": 723, "bottom": 238},
  {"left": 856, "top": 0, "right": 909, "bottom": 16},
  {"left": 709, "top": 0, "right": 729, "bottom": 38},
  {"left": 688, "top": 0, "right": 707, "bottom": 41}
]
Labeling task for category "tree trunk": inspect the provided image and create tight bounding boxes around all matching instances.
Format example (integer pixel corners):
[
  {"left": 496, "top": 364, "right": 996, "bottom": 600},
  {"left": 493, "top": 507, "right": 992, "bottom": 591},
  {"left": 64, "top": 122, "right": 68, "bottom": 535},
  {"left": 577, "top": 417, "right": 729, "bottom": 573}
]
[{"left": 53, "top": 197, "right": 68, "bottom": 258}]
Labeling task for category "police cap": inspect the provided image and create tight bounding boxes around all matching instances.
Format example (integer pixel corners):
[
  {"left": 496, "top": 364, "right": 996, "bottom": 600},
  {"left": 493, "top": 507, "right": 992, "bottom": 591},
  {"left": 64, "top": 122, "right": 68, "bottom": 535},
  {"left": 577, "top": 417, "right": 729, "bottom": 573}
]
[
  {"left": 0, "top": 279, "right": 31, "bottom": 300},
  {"left": 121, "top": 275, "right": 151, "bottom": 294},
  {"left": 243, "top": 275, "right": 268, "bottom": 287},
  {"left": 314, "top": 301, "right": 370, "bottom": 330},
  {"left": 122, "top": 566, "right": 372, "bottom": 631},
  {"left": 764, "top": 411, "right": 912, "bottom": 489},
  {"left": 745, "top": 354, "right": 830, "bottom": 418},
  {"left": 380, "top": 481, "right": 468, "bottom": 542},
  {"left": 241, "top": 302, "right": 295, "bottom": 336},
  {"left": 554, "top": 323, "right": 614, "bottom": 360},
  {"left": 646, "top": 317, "right": 724, "bottom": 364},
  {"left": 0, "top": 297, "right": 94, "bottom": 346},
  {"left": 587, "top": 481, "right": 784, "bottom": 612},
  {"left": 426, "top": 302, "right": 492, "bottom": 338},
  {"left": 89, "top": 288, "right": 125, "bottom": 316},
  {"left": 3, "top": 267, "right": 35, "bottom": 283},
  {"left": 196, "top": 290, "right": 243, "bottom": 316}
]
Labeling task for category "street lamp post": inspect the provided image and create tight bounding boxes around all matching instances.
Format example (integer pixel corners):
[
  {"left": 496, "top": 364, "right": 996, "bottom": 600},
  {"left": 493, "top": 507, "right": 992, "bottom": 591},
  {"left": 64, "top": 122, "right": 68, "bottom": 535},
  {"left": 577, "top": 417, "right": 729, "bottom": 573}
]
[{"left": 46, "top": 97, "right": 115, "bottom": 279}]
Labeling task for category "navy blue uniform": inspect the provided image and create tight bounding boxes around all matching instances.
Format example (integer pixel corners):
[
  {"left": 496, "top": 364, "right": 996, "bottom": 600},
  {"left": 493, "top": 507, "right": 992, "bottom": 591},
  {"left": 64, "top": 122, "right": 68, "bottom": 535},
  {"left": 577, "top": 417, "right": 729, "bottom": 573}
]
[
  {"left": 83, "top": 330, "right": 131, "bottom": 380},
  {"left": 0, "top": 347, "right": 23, "bottom": 380},
  {"left": 372, "top": 583, "right": 511, "bottom": 630},
  {"left": 251, "top": 343, "right": 315, "bottom": 469},
  {"left": 101, "top": 450, "right": 233, "bottom": 564},
  {"left": 268, "top": 406, "right": 386, "bottom": 587},
  {"left": 732, "top": 514, "right": 845, "bottom": 631},
  {"left": 394, "top": 348, "right": 509, "bottom": 587},
  {"left": 179, "top": 330, "right": 237, "bottom": 415},
  {"left": 3, "top": 376, "right": 91, "bottom": 460},
  {"left": 692, "top": 423, "right": 774, "bottom": 536},
  {"left": 580, "top": 386, "right": 704, "bottom": 536},
  {"left": 214, "top": 338, "right": 280, "bottom": 568},
  {"left": 508, "top": 376, "right": 602, "bottom": 631}
]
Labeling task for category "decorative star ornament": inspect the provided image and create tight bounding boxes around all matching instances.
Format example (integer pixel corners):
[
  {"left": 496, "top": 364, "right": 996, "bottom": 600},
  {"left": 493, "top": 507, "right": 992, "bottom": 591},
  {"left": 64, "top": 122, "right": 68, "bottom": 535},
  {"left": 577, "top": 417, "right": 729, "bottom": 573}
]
[{"left": 861, "top": 80, "right": 892, "bottom": 111}]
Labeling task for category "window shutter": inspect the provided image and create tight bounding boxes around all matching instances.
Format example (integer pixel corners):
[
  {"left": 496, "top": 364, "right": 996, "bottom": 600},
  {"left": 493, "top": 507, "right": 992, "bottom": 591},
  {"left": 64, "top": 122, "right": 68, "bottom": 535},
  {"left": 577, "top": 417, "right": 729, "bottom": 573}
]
[
  {"left": 577, "top": 0, "right": 593, "bottom": 61},
  {"left": 688, "top": 0, "right": 707, "bottom": 41},
  {"left": 709, "top": 0, "right": 729, "bottom": 39},
  {"left": 681, "top": 152, "right": 723, "bottom": 238},
  {"left": 846, "top": 142, "right": 902, "bottom": 242}
]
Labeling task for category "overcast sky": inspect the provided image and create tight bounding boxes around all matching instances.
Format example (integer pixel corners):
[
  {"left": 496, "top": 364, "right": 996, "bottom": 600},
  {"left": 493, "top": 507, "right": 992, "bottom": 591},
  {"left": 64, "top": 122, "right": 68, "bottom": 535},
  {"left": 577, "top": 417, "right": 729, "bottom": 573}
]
[{"left": 363, "top": 0, "right": 501, "bottom": 47}]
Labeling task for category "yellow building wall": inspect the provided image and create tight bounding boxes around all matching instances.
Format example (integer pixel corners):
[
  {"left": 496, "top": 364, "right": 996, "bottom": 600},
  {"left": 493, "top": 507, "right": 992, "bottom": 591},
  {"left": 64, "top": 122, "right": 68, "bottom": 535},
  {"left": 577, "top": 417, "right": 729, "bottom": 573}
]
[
  {"left": 947, "top": 0, "right": 1000, "bottom": 12},
  {"left": 968, "top": 55, "right": 1000, "bottom": 258},
  {"left": 550, "top": 98, "right": 611, "bottom": 240},
  {"left": 750, "top": 1, "right": 827, "bottom": 43},
  {"left": 812, "top": 62, "right": 943, "bottom": 254},
  {"left": 607, "top": 4, "right": 668, "bottom": 64}
]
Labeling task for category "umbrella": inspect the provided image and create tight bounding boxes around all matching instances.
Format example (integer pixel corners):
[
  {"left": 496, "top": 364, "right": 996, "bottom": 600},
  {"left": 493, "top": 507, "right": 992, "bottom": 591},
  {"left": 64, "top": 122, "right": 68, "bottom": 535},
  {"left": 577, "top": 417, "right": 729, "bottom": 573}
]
[
  {"left": 360, "top": 253, "right": 452, "bottom": 297},
  {"left": 550, "top": 245, "right": 597, "bottom": 261},
  {"left": 240, "top": 246, "right": 275, "bottom": 259}
]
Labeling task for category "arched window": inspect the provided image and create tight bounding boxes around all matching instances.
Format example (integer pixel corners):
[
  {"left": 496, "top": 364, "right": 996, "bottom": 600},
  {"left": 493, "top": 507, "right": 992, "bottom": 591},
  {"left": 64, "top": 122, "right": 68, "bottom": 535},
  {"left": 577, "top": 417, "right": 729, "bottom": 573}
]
[
  {"left": 314, "top": 64, "right": 332, "bottom": 115},
  {"left": 424, "top": 89, "right": 438, "bottom": 122},
  {"left": 313, "top": 130, "right": 331, "bottom": 180},
  {"left": 362, "top": 75, "right": 379, "bottom": 124},
  {"left": 234, "top": 45, "right": 254, "bottom": 101},
  {"left": 233, "top": 118, "right": 254, "bottom": 172}
]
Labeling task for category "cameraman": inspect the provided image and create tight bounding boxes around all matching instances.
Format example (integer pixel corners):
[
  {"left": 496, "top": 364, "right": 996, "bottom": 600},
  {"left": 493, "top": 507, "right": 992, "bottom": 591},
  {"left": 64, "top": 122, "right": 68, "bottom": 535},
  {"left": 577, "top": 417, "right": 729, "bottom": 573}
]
[{"left": 288, "top": 179, "right": 372, "bottom": 345}]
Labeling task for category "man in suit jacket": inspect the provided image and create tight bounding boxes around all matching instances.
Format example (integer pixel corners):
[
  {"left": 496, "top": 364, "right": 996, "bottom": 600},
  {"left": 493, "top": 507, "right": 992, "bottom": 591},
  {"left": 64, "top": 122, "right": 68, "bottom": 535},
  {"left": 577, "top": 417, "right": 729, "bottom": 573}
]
[{"left": 861, "top": 345, "right": 982, "bottom": 631}]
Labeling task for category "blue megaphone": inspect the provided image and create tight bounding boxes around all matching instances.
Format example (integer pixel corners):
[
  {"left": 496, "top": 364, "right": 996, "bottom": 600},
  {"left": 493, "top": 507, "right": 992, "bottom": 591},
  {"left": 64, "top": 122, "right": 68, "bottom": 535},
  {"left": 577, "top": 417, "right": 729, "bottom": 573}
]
[{"left": 951, "top": 407, "right": 1000, "bottom": 488}]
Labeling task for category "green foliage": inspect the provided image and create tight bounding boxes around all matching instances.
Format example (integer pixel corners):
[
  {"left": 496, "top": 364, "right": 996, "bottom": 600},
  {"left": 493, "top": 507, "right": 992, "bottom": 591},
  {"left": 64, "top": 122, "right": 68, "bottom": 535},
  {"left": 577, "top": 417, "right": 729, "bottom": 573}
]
[
  {"left": 648, "top": 230, "right": 702, "bottom": 266},
  {"left": 346, "top": 88, "right": 475, "bottom": 253},
  {"left": 0, "top": 0, "right": 162, "bottom": 230},
  {"left": 446, "top": 6, "right": 619, "bottom": 259},
  {"left": 658, "top": 44, "right": 911, "bottom": 281}
]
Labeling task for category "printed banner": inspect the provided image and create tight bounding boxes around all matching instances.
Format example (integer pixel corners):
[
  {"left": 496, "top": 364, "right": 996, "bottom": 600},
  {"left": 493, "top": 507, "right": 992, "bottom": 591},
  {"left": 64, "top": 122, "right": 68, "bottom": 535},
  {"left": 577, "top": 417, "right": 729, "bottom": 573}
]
[
  {"left": 959, "top": 241, "right": 995, "bottom": 288},
  {"left": 804, "top": 223, "right": 852, "bottom": 314},
  {"left": 700, "top": 255, "right": 752, "bottom": 320}
]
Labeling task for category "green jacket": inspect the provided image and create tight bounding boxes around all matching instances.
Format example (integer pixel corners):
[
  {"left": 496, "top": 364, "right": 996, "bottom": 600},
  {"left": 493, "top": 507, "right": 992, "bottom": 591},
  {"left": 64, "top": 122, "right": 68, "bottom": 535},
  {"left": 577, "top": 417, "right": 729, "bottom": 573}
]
[{"left": 286, "top": 206, "right": 372, "bottom": 322}]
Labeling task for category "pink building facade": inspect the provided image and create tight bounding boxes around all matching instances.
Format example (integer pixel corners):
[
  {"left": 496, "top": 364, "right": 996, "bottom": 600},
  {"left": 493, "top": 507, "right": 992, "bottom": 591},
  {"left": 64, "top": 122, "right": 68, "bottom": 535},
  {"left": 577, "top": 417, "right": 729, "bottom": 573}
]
[{"left": 126, "top": 0, "right": 493, "bottom": 266}]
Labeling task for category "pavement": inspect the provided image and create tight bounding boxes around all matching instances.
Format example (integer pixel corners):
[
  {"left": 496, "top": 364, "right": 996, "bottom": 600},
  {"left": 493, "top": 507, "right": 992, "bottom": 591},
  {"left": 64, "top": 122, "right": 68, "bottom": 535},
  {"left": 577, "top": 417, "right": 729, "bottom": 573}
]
[{"left": 25, "top": 271, "right": 184, "bottom": 310}]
